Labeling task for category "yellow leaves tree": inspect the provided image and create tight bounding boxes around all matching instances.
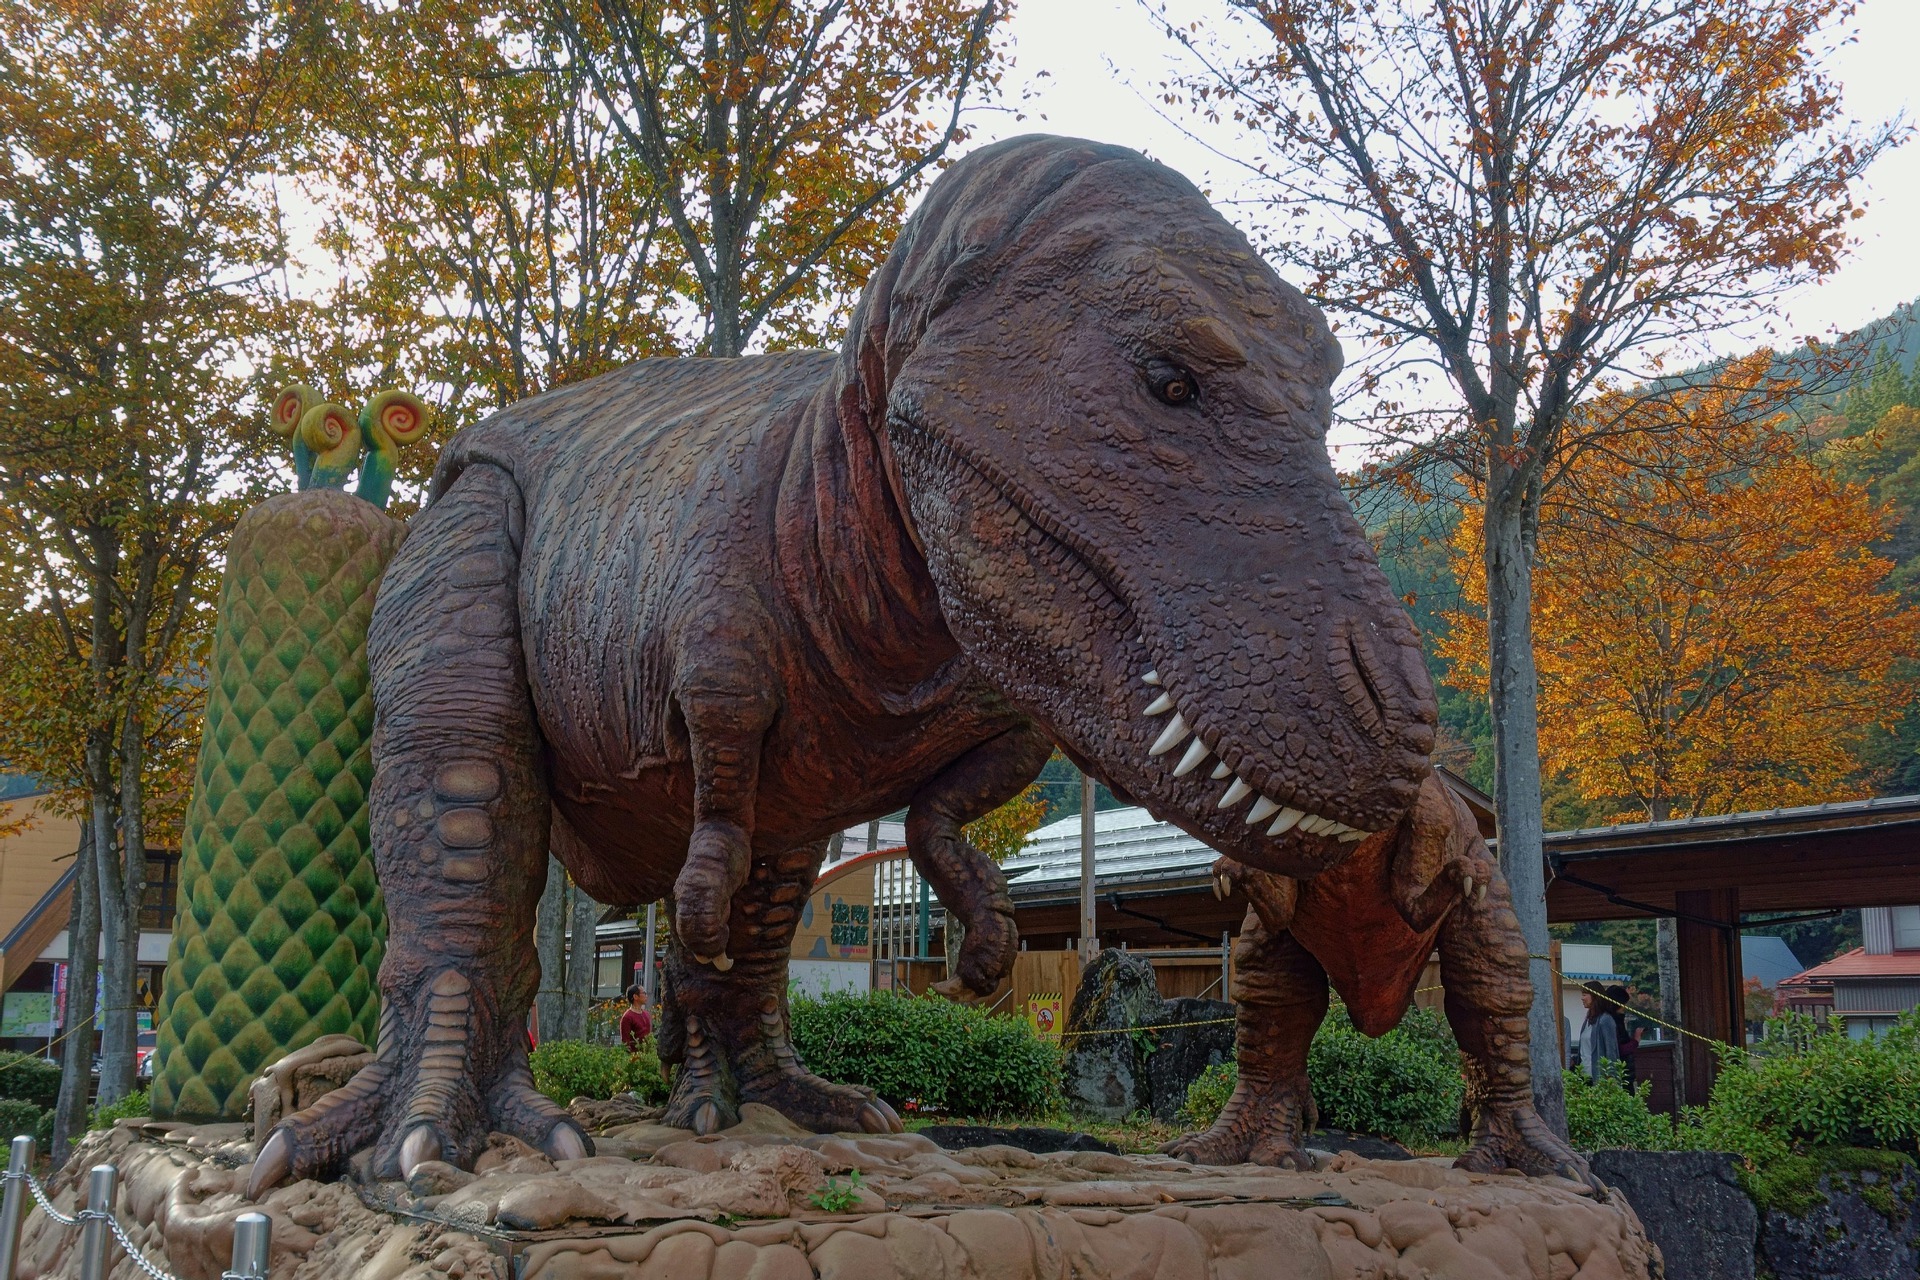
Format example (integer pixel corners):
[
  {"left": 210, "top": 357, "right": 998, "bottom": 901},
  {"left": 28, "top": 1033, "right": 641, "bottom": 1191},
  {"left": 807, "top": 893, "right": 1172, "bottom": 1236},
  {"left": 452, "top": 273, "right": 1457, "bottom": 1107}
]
[
  {"left": 297, "top": 0, "right": 683, "bottom": 451},
  {"left": 1150, "top": 0, "right": 1895, "bottom": 1125},
  {"left": 962, "top": 782, "right": 1049, "bottom": 864},
  {"left": 550, "top": 0, "right": 1010, "bottom": 355},
  {"left": 1443, "top": 382, "right": 1920, "bottom": 823},
  {"left": 0, "top": 0, "right": 300, "bottom": 1144}
]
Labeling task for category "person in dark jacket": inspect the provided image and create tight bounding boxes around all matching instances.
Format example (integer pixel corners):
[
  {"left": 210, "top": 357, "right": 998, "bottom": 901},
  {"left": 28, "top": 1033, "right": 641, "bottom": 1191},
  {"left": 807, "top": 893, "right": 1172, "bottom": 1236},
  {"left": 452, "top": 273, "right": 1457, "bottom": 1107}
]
[{"left": 1579, "top": 982, "right": 1623, "bottom": 1081}]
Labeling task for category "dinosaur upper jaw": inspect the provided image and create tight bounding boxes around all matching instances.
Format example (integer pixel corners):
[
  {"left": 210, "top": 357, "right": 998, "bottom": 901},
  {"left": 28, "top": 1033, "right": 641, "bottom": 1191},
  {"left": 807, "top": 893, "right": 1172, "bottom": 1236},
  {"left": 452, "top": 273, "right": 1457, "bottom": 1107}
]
[{"left": 893, "top": 415, "right": 1435, "bottom": 874}]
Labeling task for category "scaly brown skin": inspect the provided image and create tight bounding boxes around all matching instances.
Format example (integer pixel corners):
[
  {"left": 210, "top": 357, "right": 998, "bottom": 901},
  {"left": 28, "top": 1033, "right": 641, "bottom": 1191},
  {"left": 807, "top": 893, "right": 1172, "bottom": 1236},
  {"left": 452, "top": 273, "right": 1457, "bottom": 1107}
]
[
  {"left": 1164, "top": 777, "right": 1591, "bottom": 1187},
  {"left": 249, "top": 135, "right": 1563, "bottom": 1194}
]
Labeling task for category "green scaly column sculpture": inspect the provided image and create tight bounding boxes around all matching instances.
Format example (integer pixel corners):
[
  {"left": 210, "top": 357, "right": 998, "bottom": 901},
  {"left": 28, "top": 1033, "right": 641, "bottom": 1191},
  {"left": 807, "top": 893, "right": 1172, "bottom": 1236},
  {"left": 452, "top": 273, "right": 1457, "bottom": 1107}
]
[{"left": 150, "top": 386, "right": 429, "bottom": 1120}]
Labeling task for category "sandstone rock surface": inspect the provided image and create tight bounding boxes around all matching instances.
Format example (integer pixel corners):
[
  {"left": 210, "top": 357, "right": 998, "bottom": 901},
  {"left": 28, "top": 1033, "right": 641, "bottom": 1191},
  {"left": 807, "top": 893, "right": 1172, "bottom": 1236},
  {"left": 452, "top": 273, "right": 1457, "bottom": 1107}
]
[{"left": 16, "top": 1119, "right": 1657, "bottom": 1280}]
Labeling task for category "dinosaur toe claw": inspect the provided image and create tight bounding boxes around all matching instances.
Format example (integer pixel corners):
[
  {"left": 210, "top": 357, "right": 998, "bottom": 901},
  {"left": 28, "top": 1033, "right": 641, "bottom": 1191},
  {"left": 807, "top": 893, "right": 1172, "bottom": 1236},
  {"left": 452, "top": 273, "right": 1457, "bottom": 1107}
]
[
  {"left": 544, "top": 1122, "right": 589, "bottom": 1162},
  {"left": 399, "top": 1126, "right": 442, "bottom": 1179},
  {"left": 859, "top": 1098, "right": 903, "bottom": 1134},
  {"left": 246, "top": 1130, "right": 292, "bottom": 1200},
  {"left": 692, "top": 1100, "right": 723, "bottom": 1135}
]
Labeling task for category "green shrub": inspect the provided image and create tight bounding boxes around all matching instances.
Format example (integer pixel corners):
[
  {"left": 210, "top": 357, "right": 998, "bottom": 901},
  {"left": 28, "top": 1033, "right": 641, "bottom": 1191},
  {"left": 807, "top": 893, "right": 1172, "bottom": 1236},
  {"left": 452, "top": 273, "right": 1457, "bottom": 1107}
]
[
  {"left": 789, "top": 990, "right": 1062, "bottom": 1118},
  {"left": 1308, "top": 1003, "right": 1463, "bottom": 1144},
  {"left": 1180, "top": 1061, "right": 1237, "bottom": 1130},
  {"left": 0, "top": 1054, "right": 60, "bottom": 1110},
  {"left": 1179, "top": 1004, "right": 1464, "bottom": 1144},
  {"left": 0, "top": 1099, "right": 43, "bottom": 1142},
  {"left": 89, "top": 1089, "right": 148, "bottom": 1131},
  {"left": 530, "top": 1039, "right": 668, "bottom": 1107},
  {"left": 1563, "top": 1067, "right": 1675, "bottom": 1151},
  {"left": 1676, "top": 1010, "right": 1920, "bottom": 1213}
]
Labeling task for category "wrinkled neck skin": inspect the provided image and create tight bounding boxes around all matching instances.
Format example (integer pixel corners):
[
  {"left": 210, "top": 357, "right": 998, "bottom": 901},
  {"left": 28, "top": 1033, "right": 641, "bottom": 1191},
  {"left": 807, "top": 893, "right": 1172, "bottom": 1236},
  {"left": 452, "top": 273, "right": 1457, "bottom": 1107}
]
[{"left": 770, "top": 353, "right": 975, "bottom": 725}]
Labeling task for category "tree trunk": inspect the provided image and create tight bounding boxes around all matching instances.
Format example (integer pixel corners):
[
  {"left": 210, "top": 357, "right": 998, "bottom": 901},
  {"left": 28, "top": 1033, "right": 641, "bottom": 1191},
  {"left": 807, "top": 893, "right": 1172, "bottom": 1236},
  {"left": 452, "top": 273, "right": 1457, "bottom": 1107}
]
[
  {"left": 1656, "top": 917, "right": 1685, "bottom": 1103},
  {"left": 99, "top": 711, "right": 146, "bottom": 1106},
  {"left": 564, "top": 882, "right": 599, "bottom": 1041},
  {"left": 535, "top": 854, "right": 566, "bottom": 1042},
  {"left": 1483, "top": 492, "right": 1568, "bottom": 1136},
  {"left": 52, "top": 819, "right": 102, "bottom": 1165}
]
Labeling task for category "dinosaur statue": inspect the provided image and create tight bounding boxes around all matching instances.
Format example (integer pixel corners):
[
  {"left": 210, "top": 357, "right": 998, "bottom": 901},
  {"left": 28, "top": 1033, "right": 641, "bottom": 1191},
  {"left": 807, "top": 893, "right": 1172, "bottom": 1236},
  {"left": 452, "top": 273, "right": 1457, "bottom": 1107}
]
[{"left": 249, "top": 134, "right": 1584, "bottom": 1193}]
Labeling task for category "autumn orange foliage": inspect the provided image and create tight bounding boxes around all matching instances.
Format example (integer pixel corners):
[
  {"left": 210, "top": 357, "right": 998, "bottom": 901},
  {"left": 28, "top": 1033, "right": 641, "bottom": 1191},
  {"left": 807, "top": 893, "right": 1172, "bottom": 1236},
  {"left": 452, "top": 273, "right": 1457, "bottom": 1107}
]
[
  {"left": 962, "top": 782, "right": 1049, "bottom": 864},
  {"left": 1444, "top": 379, "right": 1920, "bottom": 822}
]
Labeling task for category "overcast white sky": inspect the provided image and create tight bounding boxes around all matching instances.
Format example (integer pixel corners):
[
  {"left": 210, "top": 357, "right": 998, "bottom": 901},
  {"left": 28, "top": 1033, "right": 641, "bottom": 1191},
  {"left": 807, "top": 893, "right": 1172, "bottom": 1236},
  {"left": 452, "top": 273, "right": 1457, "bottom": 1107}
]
[{"left": 985, "top": 0, "right": 1920, "bottom": 351}]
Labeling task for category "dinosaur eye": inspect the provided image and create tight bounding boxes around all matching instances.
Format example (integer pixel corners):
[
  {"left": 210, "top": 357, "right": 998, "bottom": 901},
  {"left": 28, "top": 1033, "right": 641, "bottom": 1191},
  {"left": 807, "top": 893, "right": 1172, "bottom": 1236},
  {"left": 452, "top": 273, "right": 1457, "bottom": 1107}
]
[{"left": 1146, "top": 359, "right": 1198, "bottom": 406}]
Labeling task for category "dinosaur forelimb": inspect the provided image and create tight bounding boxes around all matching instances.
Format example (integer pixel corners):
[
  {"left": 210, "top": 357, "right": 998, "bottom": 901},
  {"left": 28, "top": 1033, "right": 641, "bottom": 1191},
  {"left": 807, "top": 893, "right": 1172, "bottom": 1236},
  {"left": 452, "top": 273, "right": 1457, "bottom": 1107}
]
[
  {"left": 905, "top": 724, "right": 1052, "bottom": 996},
  {"left": 660, "top": 843, "right": 902, "bottom": 1136},
  {"left": 1162, "top": 909, "right": 1326, "bottom": 1168}
]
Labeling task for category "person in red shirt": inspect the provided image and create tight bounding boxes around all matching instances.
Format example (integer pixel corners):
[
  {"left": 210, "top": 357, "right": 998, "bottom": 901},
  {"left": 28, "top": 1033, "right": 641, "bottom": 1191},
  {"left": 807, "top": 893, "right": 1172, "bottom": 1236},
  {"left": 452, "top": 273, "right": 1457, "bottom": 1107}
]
[{"left": 619, "top": 984, "right": 652, "bottom": 1051}]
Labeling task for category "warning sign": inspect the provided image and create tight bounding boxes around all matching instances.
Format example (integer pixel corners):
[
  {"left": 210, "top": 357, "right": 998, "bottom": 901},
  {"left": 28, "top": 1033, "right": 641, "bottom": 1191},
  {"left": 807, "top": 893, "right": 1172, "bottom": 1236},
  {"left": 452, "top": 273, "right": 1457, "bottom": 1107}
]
[{"left": 1027, "top": 993, "right": 1063, "bottom": 1042}]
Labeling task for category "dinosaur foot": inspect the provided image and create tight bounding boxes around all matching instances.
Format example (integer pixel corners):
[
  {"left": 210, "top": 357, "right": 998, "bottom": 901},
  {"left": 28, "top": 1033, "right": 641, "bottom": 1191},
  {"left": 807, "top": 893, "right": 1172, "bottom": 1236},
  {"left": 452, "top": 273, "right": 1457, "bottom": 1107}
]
[
  {"left": 661, "top": 1001, "right": 903, "bottom": 1137},
  {"left": 1160, "top": 1075, "right": 1314, "bottom": 1169},
  {"left": 1456, "top": 1098, "right": 1595, "bottom": 1189},
  {"left": 247, "top": 969, "right": 590, "bottom": 1197}
]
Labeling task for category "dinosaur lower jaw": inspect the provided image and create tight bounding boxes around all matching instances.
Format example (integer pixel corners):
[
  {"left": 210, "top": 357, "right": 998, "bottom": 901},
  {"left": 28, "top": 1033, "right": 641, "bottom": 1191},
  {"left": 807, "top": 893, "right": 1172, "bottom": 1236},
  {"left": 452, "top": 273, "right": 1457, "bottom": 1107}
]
[{"left": 1137, "top": 664, "right": 1376, "bottom": 845}]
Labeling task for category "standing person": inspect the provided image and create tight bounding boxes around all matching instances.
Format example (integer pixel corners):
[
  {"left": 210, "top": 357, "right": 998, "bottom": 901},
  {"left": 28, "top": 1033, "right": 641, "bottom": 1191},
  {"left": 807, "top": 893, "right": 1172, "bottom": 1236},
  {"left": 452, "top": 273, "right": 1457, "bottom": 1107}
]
[
  {"left": 619, "top": 984, "right": 652, "bottom": 1052},
  {"left": 1605, "top": 983, "right": 1637, "bottom": 1083},
  {"left": 1579, "top": 983, "right": 1622, "bottom": 1082}
]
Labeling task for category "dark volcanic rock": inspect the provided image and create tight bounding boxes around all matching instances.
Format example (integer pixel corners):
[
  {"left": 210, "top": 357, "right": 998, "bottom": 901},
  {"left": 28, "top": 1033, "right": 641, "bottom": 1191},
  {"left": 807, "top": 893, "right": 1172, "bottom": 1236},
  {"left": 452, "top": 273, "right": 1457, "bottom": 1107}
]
[
  {"left": 919, "top": 1125, "right": 1121, "bottom": 1155},
  {"left": 1310, "top": 1129, "right": 1413, "bottom": 1162},
  {"left": 1589, "top": 1149, "right": 1756, "bottom": 1280},
  {"left": 1757, "top": 1163, "right": 1920, "bottom": 1280},
  {"left": 1062, "top": 949, "right": 1165, "bottom": 1120},
  {"left": 1144, "top": 997, "right": 1236, "bottom": 1121}
]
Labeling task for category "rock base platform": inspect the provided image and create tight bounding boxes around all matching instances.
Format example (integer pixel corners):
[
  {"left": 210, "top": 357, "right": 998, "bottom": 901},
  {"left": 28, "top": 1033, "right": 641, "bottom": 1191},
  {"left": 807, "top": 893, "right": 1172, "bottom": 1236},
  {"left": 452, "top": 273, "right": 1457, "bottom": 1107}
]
[{"left": 18, "top": 1111, "right": 1656, "bottom": 1280}]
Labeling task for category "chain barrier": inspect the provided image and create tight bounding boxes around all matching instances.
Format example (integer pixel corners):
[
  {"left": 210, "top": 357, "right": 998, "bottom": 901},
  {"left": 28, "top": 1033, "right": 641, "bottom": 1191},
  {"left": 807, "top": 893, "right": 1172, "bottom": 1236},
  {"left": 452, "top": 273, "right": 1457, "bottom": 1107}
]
[
  {"left": 0, "top": 1139, "right": 272, "bottom": 1280},
  {"left": 20, "top": 1170, "right": 76, "bottom": 1228}
]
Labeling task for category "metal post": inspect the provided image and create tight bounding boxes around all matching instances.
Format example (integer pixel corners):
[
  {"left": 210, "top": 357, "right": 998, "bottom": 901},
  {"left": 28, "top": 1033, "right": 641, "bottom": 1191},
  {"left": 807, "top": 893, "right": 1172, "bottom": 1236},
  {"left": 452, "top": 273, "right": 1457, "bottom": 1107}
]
[
  {"left": 1079, "top": 771, "right": 1097, "bottom": 960},
  {"left": 0, "top": 1135, "right": 33, "bottom": 1280},
  {"left": 77, "top": 1164, "right": 116, "bottom": 1280},
  {"left": 1221, "top": 932, "right": 1231, "bottom": 1003},
  {"left": 229, "top": 1210, "right": 272, "bottom": 1279},
  {"left": 641, "top": 902, "right": 658, "bottom": 1007},
  {"left": 916, "top": 878, "right": 930, "bottom": 959}
]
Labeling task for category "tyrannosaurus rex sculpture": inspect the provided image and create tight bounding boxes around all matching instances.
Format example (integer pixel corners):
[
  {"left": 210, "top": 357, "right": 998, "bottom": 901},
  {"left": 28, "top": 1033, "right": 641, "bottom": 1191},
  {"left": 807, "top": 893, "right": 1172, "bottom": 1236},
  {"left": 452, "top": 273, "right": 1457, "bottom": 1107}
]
[{"left": 249, "top": 134, "right": 1584, "bottom": 1193}]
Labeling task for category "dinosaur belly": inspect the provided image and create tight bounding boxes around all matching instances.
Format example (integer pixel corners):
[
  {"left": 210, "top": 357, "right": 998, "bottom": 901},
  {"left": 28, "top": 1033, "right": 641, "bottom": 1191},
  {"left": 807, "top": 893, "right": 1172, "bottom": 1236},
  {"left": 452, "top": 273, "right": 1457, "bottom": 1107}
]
[{"left": 1289, "top": 834, "right": 1442, "bottom": 1036}]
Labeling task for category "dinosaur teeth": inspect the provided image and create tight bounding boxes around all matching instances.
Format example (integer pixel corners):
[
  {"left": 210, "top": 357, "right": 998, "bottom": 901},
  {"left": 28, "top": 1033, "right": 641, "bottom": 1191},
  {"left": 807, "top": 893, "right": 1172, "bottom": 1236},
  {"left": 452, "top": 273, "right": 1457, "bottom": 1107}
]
[
  {"left": 1143, "top": 692, "right": 1174, "bottom": 716},
  {"left": 1267, "top": 807, "right": 1304, "bottom": 835},
  {"left": 1211, "top": 761, "right": 1232, "bottom": 780},
  {"left": 1245, "top": 796, "right": 1280, "bottom": 824},
  {"left": 1148, "top": 713, "right": 1190, "bottom": 756},
  {"left": 1142, "top": 670, "right": 1161, "bottom": 685},
  {"left": 1338, "top": 830, "right": 1369, "bottom": 843},
  {"left": 1217, "top": 778, "right": 1252, "bottom": 808},
  {"left": 1172, "top": 738, "right": 1210, "bottom": 777}
]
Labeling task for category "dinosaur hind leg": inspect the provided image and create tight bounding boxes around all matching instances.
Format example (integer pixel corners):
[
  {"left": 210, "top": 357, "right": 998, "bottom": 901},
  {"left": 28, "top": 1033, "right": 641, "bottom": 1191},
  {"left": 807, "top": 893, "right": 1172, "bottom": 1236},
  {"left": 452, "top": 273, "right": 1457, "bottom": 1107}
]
[
  {"left": 659, "top": 842, "right": 902, "bottom": 1137},
  {"left": 1439, "top": 862, "right": 1593, "bottom": 1187},
  {"left": 251, "top": 463, "right": 585, "bottom": 1192},
  {"left": 1162, "top": 908, "right": 1325, "bottom": 1168}
]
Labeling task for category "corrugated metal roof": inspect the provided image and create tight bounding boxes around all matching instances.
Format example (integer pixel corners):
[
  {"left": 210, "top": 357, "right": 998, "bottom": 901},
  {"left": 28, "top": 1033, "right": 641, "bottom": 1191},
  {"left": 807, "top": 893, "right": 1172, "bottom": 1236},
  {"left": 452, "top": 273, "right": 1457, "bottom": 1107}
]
[
  {"left": 1546, "top": 793, "right": 1920, "bottom": 853},
  {"left": 1000, "top": 807, "right": 1215, "bottom": 898}
]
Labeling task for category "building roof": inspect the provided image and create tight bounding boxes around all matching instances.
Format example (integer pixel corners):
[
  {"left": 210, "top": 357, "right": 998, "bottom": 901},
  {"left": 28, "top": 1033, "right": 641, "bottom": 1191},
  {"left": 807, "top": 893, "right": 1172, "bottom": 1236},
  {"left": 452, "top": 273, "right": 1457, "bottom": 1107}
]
[
  {"left": 1782, "top": 946, "right": 1920, "bottom": 984},
  {"left": 1741, "top": 935, "right": 1807, "bottom": 989},
  {"left": 1001, "top": 805, "right": 1215, "bottom": 899}
]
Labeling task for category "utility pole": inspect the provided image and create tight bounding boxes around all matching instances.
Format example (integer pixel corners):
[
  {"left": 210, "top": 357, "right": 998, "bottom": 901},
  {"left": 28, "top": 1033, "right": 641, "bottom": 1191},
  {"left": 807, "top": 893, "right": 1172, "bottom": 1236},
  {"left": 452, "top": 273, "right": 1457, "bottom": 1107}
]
[
  {"left": 641, "top": 902, "right": 658, "bottom": 1006},
  {"left": 1080, "top": 771, "right": 1097, "bottom": 960}
]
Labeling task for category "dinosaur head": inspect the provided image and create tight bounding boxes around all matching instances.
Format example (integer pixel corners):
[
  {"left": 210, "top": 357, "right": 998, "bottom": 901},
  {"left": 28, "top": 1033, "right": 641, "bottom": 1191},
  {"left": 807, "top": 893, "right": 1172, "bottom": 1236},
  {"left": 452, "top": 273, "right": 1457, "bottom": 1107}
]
[{"left": 844, "top": 136, "right": 1437, "bottom": 876}]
